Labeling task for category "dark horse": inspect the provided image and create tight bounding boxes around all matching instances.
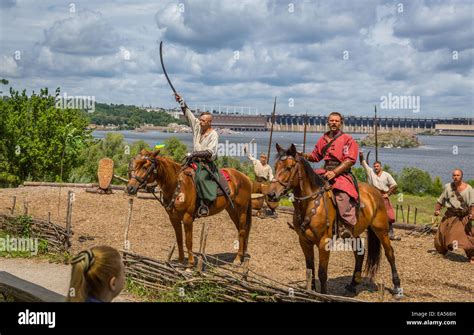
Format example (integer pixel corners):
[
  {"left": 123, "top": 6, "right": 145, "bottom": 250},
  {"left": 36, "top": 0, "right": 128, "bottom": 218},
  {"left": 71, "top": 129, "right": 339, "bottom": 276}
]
[
  {"left": 126, "top": 149, "right": 253, "bottom": 266},
  {"left": 267, "top": 144, "right": 403, "bottom": 297}
]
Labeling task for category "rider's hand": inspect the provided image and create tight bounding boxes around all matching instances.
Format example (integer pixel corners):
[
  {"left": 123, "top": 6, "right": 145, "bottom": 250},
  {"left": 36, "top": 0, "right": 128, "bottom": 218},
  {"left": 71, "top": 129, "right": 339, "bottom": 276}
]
[
  {"left": 243, "top": 145, "right": 248, "bottom": 154},
  {"left": 434, "top": 210, "right": 440, "bottom": 216},
  {"left": 324, "top": 170, "right": 336, "bottom": 180}
]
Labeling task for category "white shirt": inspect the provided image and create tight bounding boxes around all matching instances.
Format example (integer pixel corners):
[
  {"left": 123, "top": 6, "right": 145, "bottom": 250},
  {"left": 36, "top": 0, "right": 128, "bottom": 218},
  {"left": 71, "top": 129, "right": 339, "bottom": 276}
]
[
  {"left": 361, "top": 160, "right": 397, "bottom": 193},
  {"left": 247, "top": 153, "right": 274, "bottom": 181},
  {"left": 184, "top": 107, "right": 218, "bottom": 161}
]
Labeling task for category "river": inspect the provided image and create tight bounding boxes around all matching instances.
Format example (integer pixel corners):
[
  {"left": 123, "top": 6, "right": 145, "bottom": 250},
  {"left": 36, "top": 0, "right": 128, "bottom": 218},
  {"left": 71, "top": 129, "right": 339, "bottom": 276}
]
[{"left": 92, "top": 130, "right": 473, "bottom": 183}]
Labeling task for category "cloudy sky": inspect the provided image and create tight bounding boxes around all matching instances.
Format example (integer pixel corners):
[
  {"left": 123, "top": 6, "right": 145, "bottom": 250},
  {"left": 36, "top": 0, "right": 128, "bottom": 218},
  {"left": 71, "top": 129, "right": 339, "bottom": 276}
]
[{"left": 0, "top": 0, "right": 472, "bottom": 117}]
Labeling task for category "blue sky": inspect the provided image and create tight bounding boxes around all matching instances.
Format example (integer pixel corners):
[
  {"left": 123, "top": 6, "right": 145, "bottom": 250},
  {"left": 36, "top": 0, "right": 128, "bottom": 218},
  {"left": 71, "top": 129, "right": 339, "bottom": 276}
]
[{"left": 0, "top": 0, "right": 473, "bottom": 117}]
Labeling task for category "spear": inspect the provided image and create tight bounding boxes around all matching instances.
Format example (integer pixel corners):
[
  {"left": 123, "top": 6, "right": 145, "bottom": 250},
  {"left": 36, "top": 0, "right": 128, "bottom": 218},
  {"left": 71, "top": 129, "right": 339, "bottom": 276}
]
[
  {"left": 374, "top": 105, "right": 379, "bottom": 162},
  {"left": 267, "top": 97, "right": 277, "bottom": 160},
  {"left": 303, "top": 111, "right": 308, "bottom": 153}
]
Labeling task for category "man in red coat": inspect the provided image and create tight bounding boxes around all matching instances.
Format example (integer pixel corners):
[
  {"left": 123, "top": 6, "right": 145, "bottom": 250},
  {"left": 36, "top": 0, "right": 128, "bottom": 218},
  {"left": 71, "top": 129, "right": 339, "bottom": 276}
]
[{"left": 304, "top": 112, "right": 359, "bottom": 238}]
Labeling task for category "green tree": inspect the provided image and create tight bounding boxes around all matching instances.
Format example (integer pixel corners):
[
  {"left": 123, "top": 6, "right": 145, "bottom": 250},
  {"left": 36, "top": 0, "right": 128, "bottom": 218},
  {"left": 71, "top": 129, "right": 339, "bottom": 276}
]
[
  {"left": 352, "top": 167, "right": 367, "bottom": 183},
  {"left": 428, "top": 176, "right": 443, "bottom": 197},
  {"left": 161, "top": 137, "right": 187, "bottom": 162},
  {"left": 398, "top": 167, "right": 432, "bottom": 195},
  {"left": 69, "top": 134, "right": 151, "bottom": 183},
  {"left": 0, "top": 87, "right": 91, "bottom": 186}
]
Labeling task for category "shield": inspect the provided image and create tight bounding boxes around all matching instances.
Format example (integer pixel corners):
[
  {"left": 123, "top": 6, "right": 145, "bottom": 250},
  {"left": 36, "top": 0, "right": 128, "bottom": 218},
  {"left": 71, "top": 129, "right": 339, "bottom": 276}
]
[{"left": 98, "top": 158, "right": 114, "bottom": 190}]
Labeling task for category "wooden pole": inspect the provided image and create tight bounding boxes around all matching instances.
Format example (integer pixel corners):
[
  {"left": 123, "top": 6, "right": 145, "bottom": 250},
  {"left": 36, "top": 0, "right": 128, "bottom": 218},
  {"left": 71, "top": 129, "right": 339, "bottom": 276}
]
[
  {"left": 124, "top": 198, "right": 133, "bottom": 251},
  {"left": 23, "top": 202, "right": 28, "bottom": 216},
  {"left": 267, "top": 97, "right": 277, "bottom": 160},
  {"left": 303, "top": 111, "right": 308, "bottom": 153},
  {"left": 400, "top": 205, "right": 405, "bottom": 223},
  {"left": 10, "top": 196, "right": 16, "bottom": 215},
  {"left": 305, "top": 269, "right": 312, "bottom": 291},
  {"left": 167, "top": 242, "right": 176, "bottom": 263},
  {"left": 197, "top": 222, "right": 210, "bottom": 273},
  {"left": 374, "top": 105, "right": 378, "bottom": 162},
  {"left": 242, "top": 257, "right": 250, "bottom": 281},
  {"left": 414, "top": 207, "right": 418, "bottom": 225},
  {"left": 407, "top": 205, "right": 410, "bottom": 224},
  {"left": 378, "top": 282, "right": 385, "bottom": 302},
  {"left": 395, "top": 204, "right": 398, "bottom": 222},
  {"left": 65, "top": 191, "right": 73, "bottom": 249},
  {"left": 47, "top": 212, "right": 51, "bottom": 225}
]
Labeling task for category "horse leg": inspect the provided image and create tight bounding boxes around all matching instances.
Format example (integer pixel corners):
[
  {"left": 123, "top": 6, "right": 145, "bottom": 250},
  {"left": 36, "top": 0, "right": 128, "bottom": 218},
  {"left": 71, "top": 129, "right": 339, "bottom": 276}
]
[
  {"left": 298, "top": 236, "right": 316, "bottom": 290},
  {"left": 182, "top": 214, "right": 195, "bottom": 268},
  {"left": 345, "top": 236, "right": 365, "bottom": 294},
  {"left": 171, "top": 219, "right": 185, "bottom": 263},
  {"left": 317, "top": 238, "right": 331, "bottom": 294},
  {"left": 374, "top": 226, "right": 403, "bottom": 298}
]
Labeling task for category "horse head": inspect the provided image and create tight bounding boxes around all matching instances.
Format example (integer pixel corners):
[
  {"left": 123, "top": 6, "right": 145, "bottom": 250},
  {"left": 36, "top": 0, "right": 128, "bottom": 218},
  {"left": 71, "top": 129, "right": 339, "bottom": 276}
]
[
  {"left": 126, "top": 149, "right": 160, "bottom": 195},
  {"left": 266, "top": 143, "right": 301, "bottom": 201}
]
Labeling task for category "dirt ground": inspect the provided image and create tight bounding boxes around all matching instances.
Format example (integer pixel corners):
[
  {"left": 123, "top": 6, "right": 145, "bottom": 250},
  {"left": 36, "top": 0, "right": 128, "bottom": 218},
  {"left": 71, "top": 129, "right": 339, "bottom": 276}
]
[{"left": 1, "top": 186, "right": 473, "bottom": 302}]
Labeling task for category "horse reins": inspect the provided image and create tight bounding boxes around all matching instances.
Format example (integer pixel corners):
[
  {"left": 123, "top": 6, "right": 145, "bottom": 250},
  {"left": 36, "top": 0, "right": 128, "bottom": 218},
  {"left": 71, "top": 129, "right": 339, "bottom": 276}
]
[{"left": 272, "top": 155, "right": 331, "bottom": 232}]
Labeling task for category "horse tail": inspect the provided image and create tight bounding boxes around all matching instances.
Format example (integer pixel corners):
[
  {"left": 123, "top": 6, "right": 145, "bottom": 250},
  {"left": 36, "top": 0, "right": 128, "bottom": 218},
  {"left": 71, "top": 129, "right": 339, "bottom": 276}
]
[{"left": 364, "top": 226, "right": 381, "bottom": 278}]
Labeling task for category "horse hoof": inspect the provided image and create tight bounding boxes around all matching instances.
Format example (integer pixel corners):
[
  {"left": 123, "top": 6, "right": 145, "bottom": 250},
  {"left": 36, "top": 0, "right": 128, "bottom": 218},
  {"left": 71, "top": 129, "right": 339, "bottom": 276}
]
[
  {"left": 393, "top": 287, "right": 404, "bottom": 299},
  {"left": 345, "top": 284, "right": 356, "bottom": 294}
]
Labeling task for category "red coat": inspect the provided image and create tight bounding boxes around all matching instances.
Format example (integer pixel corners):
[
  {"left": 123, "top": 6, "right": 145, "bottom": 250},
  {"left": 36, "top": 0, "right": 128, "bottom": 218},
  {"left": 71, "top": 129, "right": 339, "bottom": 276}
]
[{"left": 309, "top": 130, "right": 359, "bottom": 200}]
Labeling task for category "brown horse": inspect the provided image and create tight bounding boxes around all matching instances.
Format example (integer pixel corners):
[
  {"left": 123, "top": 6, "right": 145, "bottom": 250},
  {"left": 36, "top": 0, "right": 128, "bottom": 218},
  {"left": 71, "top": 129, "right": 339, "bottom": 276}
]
[
  {"left": 126, "top": 149, "right": 253, "bottom": 266},
  {"left": 267, "top": 144, "right": 403, "bottom": 297}
]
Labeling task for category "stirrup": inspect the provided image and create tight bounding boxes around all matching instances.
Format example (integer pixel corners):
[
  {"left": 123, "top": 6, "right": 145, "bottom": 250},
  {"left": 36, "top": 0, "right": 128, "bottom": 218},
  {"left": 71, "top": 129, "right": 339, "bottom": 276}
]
[
  {"left": 339, "top": 225, "right": 353, "bottom": 239},
  {"left": 197, "top": 204, "right": 209, "bottom": 217}
]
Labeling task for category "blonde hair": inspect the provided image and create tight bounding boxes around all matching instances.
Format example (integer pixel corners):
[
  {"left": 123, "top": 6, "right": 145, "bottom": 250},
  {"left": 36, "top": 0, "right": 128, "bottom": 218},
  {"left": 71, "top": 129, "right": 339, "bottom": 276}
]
[{"left": 67, "top": 246, "right": 123, "bottom": 302}]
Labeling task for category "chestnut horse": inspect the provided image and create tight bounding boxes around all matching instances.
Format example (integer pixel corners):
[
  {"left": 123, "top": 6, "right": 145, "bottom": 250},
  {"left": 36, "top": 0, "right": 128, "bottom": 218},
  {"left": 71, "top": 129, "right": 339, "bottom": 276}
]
[
  {"left": 126, "top": 149, "right": 253, "bottom": 266},
  {"left": 267, "top": 144, "right": 403, "bottom": 297}
]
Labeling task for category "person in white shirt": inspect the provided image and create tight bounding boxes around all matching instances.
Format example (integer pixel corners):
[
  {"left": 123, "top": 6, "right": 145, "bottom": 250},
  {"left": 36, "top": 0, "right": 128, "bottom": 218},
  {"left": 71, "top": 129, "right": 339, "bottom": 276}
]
[
  {"left": 175, "top": 92, "right": 219, "bottom": 217},
  {"left": 244, "top": 147, "right": 274, "bottom": 183},
  {"left": 359, "top": 152, "right": 400, "bottom": 240}
]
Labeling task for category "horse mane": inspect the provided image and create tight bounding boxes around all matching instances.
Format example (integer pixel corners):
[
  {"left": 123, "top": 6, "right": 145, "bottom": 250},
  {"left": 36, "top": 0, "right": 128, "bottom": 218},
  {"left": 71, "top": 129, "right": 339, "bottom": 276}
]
[
  {"left": 299, "top": 157, "right": 325, "bottom": 189},
  {"left": 275, "top": 149, "right": 325, "bottom": 189}
]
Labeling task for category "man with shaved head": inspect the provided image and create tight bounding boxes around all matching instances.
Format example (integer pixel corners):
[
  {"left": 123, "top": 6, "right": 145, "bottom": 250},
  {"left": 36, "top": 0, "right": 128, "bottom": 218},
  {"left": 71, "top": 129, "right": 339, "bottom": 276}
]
[
  {"left": 175, "top": 93, "right": 219, "bottom": 217},
  {"left": 434, "top": 169, "right": 474, "bottom": 264}
]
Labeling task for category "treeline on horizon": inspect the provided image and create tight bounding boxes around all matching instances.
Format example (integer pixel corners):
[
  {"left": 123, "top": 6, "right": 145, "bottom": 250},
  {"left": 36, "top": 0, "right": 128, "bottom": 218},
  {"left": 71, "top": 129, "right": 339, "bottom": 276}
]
[
  {"left": 90, "top": 102, "right": 186, "bottom": 129},
  {"left": 1, "top": 85, "right": 472, "bottom": 196}
]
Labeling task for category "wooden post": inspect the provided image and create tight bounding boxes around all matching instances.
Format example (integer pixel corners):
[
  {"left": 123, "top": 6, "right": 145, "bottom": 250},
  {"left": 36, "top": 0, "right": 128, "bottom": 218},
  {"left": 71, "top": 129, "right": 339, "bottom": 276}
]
[
  {"left": 242, "top": 257, "right": 250, "bottom": 281},
  {"left": 23, "top": 202, "right": 28, "bottom": 216},
  {"left": 47, "top": 212, "right": 51, "bottom": 224},
  {"left": 123, "top": 198, "right": 133, "bottom": 251},
  {"left": 395, "top": 204, "right": 398, "bottom": 222},
  {"left": 197, "top": 222, "right": 209, "bottom": 273},
  {"left": 407, "top": 205, "right": 410, "bottom": 224},
  {"left": 167, "top": 242, "right": 176, "bottom": 263},
  {"left": 378, "top": 282, "right": 385, "bottom": 302},
  {"left": 65, "top": 191, "right": 74, "bottom": 249},
  {"left": 11, "top": 196, "right": 16, "bottom": 215},
  {"left": 400, "top": 205, "right": 405, "bottom": 223},
  {"left": 414, "top": 208, "right": 418, "bottom": 225},
  {"left": 305, "top": 269, "right": 312, "bottom": 291}
]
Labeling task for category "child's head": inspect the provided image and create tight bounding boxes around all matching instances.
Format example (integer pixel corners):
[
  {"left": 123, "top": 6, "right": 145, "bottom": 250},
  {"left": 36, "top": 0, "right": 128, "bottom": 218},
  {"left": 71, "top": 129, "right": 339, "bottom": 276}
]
[{"left": 67, "top": 245, "right": 125, "bottom": 302}]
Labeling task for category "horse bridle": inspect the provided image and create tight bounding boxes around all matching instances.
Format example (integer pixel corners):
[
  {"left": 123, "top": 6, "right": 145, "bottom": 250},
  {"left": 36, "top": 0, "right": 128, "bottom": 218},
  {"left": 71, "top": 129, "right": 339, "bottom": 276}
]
[
  {"left": 272, "top": 155, "right": 328, "bottom": 202},
  {"left": 130, "top": 156, "right": 157, "bottom": 189}
]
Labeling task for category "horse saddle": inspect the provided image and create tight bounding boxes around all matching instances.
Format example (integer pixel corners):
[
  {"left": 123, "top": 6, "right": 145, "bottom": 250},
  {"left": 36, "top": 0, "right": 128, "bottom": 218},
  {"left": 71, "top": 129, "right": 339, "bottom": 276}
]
[{"left": 183, "top": 165, "right": 231, "bottom": 196}]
